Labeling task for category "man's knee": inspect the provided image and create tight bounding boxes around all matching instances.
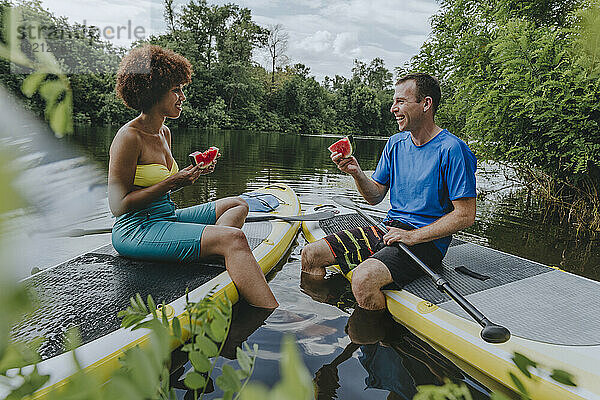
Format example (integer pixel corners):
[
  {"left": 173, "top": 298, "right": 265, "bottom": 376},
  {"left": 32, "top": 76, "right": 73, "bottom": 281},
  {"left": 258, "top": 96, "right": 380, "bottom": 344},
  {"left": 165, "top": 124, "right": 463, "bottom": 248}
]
[
  {"left": 301, "top": 240, "right": 332, "bottom": 272},
  {"left": 351, "top": 260, "right": 391, "bottom": 303},
  {"left": 300, "top": 243, "right": 319, "bottom": 270}
]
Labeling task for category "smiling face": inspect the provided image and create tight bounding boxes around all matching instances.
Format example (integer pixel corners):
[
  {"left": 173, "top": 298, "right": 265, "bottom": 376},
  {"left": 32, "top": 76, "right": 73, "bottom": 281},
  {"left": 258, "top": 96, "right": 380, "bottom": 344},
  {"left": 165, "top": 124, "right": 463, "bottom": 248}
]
[
  {"left": 390, "top": 80, "right": 424, "bottom": 132},
  {"left": 155, "top": 84, "right": 186, "bottom": 119}
]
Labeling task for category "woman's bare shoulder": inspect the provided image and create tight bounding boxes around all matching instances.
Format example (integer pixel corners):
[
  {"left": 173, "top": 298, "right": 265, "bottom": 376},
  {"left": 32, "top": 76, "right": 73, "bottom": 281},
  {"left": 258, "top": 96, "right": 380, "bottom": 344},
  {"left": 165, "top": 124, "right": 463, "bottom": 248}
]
[{"left": 111, "top": 123, "right": 143, "bottom": 153}]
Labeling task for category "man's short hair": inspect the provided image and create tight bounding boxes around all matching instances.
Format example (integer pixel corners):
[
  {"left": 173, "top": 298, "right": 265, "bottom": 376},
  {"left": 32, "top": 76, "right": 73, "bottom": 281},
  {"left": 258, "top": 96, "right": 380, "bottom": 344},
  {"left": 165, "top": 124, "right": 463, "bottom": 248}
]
[{"left": 395, "top": 73, "right": 441, "bottom": 114}]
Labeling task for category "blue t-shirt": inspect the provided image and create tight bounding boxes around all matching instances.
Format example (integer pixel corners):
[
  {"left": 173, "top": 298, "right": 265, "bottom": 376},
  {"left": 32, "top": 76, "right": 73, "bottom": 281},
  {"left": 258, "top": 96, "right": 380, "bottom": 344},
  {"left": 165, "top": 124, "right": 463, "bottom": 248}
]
[{"left": 371, "top": 129, "right": 477, "bottom": 255}]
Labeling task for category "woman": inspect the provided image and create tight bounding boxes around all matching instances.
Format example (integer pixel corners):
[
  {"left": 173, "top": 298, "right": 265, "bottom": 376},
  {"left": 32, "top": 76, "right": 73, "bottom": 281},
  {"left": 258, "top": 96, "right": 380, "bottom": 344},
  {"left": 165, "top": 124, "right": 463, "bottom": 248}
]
[{"left": 108, "top": 45, "right": 278, "bottom": 309}]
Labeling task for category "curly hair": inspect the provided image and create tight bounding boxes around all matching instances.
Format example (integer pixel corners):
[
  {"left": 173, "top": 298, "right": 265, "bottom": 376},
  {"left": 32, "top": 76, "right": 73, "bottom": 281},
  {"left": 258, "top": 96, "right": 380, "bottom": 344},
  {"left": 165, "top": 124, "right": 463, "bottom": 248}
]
[{"left": 116, "top": 45, "right": 192, "bottom": 112}]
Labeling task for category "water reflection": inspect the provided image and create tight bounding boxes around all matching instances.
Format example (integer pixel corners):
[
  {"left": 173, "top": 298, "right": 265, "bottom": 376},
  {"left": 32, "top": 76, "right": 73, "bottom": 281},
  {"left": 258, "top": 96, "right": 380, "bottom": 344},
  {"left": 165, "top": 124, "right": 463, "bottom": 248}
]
[{"left": 302, "top": 274, "right": 491, "bottom": 400}]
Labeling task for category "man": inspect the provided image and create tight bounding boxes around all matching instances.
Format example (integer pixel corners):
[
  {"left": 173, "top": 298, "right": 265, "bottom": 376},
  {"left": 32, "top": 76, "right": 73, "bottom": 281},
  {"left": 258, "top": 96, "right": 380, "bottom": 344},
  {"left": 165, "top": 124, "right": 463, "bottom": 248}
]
[{"left": 301, "top": 73, "right": 477, "bottom": 311}]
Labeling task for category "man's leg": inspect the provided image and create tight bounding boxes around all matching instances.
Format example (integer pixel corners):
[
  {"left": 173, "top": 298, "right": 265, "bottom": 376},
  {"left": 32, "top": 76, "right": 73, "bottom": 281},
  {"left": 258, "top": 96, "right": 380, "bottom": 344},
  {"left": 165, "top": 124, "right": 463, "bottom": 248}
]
[
  {"left": 350, "top": 258, "right": 394, "bottom": 310},
  {"left": 301, "top": 239, "right": 336, "bottom": 278}
]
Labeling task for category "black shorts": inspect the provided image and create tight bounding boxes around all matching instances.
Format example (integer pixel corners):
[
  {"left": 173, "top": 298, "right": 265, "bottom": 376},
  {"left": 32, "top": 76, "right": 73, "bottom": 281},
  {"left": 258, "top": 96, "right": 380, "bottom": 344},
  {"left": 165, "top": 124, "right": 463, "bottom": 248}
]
[{"left": 323, "top": 221, "right": 443, "bottom": 288}]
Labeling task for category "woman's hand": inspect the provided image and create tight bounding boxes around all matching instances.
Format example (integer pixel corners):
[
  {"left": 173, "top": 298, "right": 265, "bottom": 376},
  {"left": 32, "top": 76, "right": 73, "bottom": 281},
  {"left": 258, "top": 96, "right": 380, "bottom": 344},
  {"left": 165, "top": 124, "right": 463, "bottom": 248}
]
[
  {"left": 197, "top": 152, "right": 221, "bottom": 175},
  {"left": 170, "top": 164, "right": 203, "bottom": 189}
]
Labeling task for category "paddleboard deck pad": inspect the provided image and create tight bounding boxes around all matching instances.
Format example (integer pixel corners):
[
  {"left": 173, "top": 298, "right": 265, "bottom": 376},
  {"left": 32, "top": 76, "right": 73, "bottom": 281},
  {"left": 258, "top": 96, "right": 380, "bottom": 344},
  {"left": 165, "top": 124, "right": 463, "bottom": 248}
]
[
  {"left": 303, "top": 203, "right": 600, "bottom": 400},
  {"left": 15, "top": 184, "right": 301, "bottom": 398}
]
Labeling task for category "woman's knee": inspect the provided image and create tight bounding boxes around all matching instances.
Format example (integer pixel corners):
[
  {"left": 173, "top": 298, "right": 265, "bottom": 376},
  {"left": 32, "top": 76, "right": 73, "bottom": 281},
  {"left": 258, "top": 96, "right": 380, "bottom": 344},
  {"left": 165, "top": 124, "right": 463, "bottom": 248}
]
[
  {"left": 234, "top": 196, "right": 249, "bottom": 212},
  {"left": 201, "top": 225, "right": 249, "bottom": 256},
  {"left": 221, "top": 196, "right": 248, "bottom": 212},
  {"left": 223, "top": 227, "right": 250, "bottom": 251}
]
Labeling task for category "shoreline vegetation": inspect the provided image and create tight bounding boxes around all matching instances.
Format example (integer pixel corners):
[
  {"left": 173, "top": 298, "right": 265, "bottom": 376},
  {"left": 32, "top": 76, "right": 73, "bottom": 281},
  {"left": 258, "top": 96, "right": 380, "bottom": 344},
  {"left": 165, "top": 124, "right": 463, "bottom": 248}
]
[{"left": 1, "top": 0, "right": 600, "bottom": 232}]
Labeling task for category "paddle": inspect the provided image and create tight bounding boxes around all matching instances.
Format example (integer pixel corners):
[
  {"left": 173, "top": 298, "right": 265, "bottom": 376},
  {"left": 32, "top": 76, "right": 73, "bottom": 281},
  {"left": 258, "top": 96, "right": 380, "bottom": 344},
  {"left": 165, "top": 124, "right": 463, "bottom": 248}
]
[
  {"left": 332, "top": 196, "right": 511, "bottom": 344},
  {"left": 60, "top": 210, "right": 336, "bottom": 237},
  {"left": 245, "top": 210, "right": 335, "bottom": 222}
]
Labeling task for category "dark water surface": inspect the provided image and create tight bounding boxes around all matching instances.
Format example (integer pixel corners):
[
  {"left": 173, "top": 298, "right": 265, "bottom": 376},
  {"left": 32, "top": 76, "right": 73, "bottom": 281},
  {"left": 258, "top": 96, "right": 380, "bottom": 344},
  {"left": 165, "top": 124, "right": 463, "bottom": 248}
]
[{"left": 53, "top": 127, "right": 599, "bottom": 398}]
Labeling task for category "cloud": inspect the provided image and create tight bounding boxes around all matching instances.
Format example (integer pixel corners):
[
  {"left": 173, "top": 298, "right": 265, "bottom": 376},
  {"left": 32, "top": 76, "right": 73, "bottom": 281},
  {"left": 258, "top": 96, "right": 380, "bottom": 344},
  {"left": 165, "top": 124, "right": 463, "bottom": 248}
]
[
  {"left": 40, "top": 0, "right": 439, "bottom": 81},
  {"left": 322, "top": 0, "right": 437, "bottom": 33},
  {"left": 297, "top": 30, "right": 334, "bottom": 53},
  {"left": 332, "top": 32, "right": 360, "bottom": 56},
  {"left": 295, "top": 30, "right": 359, "bottom": 57}
]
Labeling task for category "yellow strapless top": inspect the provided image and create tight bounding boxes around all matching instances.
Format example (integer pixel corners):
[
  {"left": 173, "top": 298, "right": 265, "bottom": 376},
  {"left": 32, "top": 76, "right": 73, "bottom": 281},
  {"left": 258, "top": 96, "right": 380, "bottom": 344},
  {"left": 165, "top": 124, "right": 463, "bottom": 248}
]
[{"left": 134, "top": 160, "right": 179, "bottom": 187}]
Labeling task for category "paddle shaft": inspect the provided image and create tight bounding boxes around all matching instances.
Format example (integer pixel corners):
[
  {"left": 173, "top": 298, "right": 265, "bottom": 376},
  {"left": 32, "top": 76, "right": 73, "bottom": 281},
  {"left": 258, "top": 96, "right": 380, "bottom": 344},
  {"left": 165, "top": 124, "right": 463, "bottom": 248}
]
[
  {"left": 394, "top": 236, "right": 490, "bottom": 326},
  {"left": 342, "top": 201, "right": 493, "bottom": 329},
  {"left": 60, "top": 211, "right": 335, "bottom": 237}
]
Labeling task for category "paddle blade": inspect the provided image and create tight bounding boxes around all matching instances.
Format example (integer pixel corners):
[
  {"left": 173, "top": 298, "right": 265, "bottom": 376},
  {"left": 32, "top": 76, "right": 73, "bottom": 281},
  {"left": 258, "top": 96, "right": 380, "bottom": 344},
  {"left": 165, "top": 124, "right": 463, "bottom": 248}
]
[
  {"left": 481, "top": 323, "right": 511, "bottom": 344},
  {"left": 332, "top": 196, "right": 358, "bottom": 210},
  {"left": 244, "top": 210, "right": 336, "bottom": 223}
]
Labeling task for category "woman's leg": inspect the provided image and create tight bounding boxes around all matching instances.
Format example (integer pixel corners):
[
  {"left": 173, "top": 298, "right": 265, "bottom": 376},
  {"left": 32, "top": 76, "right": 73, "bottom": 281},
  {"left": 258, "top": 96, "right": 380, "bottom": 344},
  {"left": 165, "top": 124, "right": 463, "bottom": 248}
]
[
  {"left": 113, "top": 219, "right": 277, "bottom": 308},
  {"left": 200, "top": 225, "right": 278, "bottom": 308},
  {"left": 214, "top": 196, "right": 249, "bottom": 228},
  {"left": 175, "top": 196, "right": 249, "bottom": 229}
]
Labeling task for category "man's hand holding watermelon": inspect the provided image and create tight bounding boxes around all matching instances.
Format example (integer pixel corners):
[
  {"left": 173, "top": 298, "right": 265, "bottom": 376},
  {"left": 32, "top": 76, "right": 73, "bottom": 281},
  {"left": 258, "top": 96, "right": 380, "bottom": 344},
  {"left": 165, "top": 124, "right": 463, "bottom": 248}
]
[{"left": 329, "top": 136, "right": 362, "bottom": 177}]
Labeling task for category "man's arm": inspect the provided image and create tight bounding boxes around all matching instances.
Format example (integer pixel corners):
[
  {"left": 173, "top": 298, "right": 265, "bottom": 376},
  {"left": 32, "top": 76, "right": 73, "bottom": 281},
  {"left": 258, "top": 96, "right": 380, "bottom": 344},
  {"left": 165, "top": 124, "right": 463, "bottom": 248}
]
[
  {"left": 332, "top": 153, "right": 389, "bottom": 205},
  {"left": 382, "top": 197, "right": 476, "bottom": 246},
  {"left": 352, "top": 170, "right": 389, "bottom": 205}
]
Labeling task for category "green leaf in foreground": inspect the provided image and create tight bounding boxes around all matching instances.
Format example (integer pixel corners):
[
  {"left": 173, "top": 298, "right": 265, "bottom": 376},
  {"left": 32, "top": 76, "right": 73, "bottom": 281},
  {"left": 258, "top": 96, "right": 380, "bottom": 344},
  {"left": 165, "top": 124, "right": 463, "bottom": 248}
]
[
  {"left": 509, "top": 372, "right": 530, "bottom": 399},
  {"left": 171, "top": 316, "right": 182, "bottom": 340},
  {"left": 196, "top": 335, "right": 219, "bottom": 357},
  {"left": 21, "top": 72, "right": 47, "bottom": 97},
  {"left": 550, "top": 369, "right": 577, "bottom": 387},
  {"left": 184, "top": 371, "right": 206, "bottom": 390},
  {"left": 216, "top": 364, "right": 242, "bottom": 393},
  {"left": 512, "top": 352, "right": 537, "bottom": 379},
  {"left": 490, "top": 393, "right": 512, "bottom": 400},
  {"left": 189, "top": 350, "right": 211, "bottom": 372},
  {"left": 236, "top": 346, "right": 252, "bottom": 374}
]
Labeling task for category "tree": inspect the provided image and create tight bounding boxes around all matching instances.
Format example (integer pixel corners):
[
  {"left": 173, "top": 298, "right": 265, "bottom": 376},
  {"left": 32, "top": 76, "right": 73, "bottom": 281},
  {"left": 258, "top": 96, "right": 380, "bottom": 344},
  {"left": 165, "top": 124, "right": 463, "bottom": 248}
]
[
  {"left": 265, "top": 24, "right": 289, "bottom": 92},
  {"left": 164, "top": 0, "right": 176, "bottom": 32},
  {"left": 351, "top": 58, "right": 393, "bottom": 90}
]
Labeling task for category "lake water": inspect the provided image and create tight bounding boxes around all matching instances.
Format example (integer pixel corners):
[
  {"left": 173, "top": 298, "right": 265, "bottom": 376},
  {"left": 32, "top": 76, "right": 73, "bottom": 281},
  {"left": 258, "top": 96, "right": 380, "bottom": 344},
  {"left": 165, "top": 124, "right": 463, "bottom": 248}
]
[{"left": 6, "top": 126, "right": 600, "bottom": 399}]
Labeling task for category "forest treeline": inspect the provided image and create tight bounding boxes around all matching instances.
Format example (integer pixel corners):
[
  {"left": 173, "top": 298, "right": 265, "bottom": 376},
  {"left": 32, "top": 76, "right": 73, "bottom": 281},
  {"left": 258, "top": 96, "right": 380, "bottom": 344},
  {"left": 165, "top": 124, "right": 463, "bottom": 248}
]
[
  {"left": 2, "top": 0, "right": 600, "bottom": 228},
  {"left": 407, "top": 0, "right": 600, "bottom": 229},
  {"left": 0, "top": 0, "right": 397, "bottom": 136}
]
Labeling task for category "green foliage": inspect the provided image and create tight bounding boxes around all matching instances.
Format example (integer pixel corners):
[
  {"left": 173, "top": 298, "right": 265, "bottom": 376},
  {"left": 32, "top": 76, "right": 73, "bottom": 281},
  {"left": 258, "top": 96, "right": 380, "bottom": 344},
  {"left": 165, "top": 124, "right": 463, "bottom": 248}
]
[
  {"left": 118, "top": 291, "right": 261, "bottom": 399},
  {"left": 414, "top": 350, "right": 578, "bottom": 400},
  {"left": 413, "top": 378, "right": 473, "bottom": 400},
  {"left": 0, "top": 287, "right": 306, "bottom": 399},
  {"left": 506, "top": 351, "right": 577, "bottom": 399},
  {"left": 0, "top": 4, "right": 73, "bottom": 136},
  {"left": 408, "top": 0, "right": 600, "bottom": 228}
]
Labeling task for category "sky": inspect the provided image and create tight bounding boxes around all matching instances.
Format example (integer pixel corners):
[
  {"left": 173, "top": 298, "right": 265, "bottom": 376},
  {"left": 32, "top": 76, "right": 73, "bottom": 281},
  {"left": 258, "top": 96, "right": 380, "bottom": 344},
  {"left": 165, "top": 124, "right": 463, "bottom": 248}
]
[{"left": 39, "top": 0, "right": 439, "bottom": 82}]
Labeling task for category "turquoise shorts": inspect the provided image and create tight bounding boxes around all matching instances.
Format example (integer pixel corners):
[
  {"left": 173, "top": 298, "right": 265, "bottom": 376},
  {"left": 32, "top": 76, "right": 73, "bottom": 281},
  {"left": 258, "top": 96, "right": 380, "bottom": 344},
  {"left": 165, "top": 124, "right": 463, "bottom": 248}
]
[{"left": 112, "top": 194, "right": 217, "bottom": 263}]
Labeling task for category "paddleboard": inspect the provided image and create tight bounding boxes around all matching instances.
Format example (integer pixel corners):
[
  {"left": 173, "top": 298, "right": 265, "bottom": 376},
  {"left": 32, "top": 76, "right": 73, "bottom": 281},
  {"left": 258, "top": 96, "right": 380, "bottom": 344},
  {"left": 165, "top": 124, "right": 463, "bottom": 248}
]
[
  {"left": 13, "top": 183, "right": 301, "bottom": 398},
  {"left": 302, "top": 202, "right": 600, "bottom": 400}
]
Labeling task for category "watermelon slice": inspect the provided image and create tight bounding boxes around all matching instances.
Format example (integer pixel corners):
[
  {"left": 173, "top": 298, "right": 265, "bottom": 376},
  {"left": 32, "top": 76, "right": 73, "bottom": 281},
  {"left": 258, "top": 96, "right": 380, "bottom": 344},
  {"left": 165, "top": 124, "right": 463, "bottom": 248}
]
[
  {"left": 327, "top": 135, "right": 354, "bottom": 158},
  {"left": 189, "top": 146, "right": 220, "bottom": 168}
]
